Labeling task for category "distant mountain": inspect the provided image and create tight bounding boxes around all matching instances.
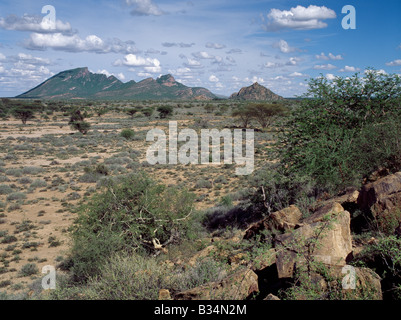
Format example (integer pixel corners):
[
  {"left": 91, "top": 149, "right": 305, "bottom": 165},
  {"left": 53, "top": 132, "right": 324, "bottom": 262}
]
[
  {"left": 229, "top": 82, "right": 284, "bottom": 101},
  {"left": 17, "top": 67, "right": 217, "bottom": 100}
]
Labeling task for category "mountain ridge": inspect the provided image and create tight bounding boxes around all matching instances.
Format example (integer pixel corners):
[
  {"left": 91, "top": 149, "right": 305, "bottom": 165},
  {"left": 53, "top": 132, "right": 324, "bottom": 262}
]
[{"left": 17, "top": 67, "right": 217, "bottom": 101}]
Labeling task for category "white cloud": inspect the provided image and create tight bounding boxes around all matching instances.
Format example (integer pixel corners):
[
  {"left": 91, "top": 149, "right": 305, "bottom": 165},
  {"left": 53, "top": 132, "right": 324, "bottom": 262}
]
[
  {"left": 12, "top": 53, "right": 51, "bottom": 65},
  {"left": 184, "top": 58, "right": 203, "bottom": 68},
  {"left": 386, "top": 59, "right": 401, "bottom": 66},
  {"left": 115, "top": 54, "right": 162, "bottom": 74},
  {"left": 209, "top": 75, "right": 219, "bottom": 82},
  {"left": 326, "top": 73, "right": 336, "bottom": 80},
  {"left": 289, "top": 72, "right": 307, "bottom": 77},
  {"left": 162, "top": 42, "right": 195, "bottom": 48},
  {"left": 126, "top": 0, "right": 165, "bottom": 16},
  {"left": 339, "top": 66, "right": 360, "bottom": 72},
  {"left": 206, "top": 42, "right": 226, "bottom": 49},
  {"left": 192, "top": 51, "right": 215, "bottom": 60},
  {"left": 264, "top": 61, "right": 280, "bottom": 69},
  {"left": 316, "top": 52, "right": 343, "bottom": 60},
  {"left": 97, "top": 69, "right": 125, "bottom": 81},
  {"left": 263, "top": 5, "right": 336, "bottom": 31},
  {"left": 137, "top": 72, "right": 152, "bottom": 78},
  {"left": 117, "top": 73, "right": 126, "bottom": 81},
  {"left": 0, "top": 14, "right": 72, "bottom": 34},
  {"left": 314, "top": 63, "right": 337, "bottom": 70},
  {"left": 365, "top": 69, "right": 387, "bottom": 75},
  {"left": 115, "top": 54, "right": 160, "bottom": 69},
  {"left": 273, "top": 40, "right": 296, "bottom": 53},
  {"left": 226, "top": 48, "right": 242, "bottom": 54},
  {"left": 25, "top": 33, "right": 138, "bottom": 54},
  {"left": 245, "top": 76, "right": 265, "bottom": 84},
  {"left": 286, "top": 57, "right": 301, "bottom": 66},
  {"left": 97, "top": 69, "right": 112, "bottom": 77},
  {"left": 0, "top": 53, "right": 6, "bottom": 61}
]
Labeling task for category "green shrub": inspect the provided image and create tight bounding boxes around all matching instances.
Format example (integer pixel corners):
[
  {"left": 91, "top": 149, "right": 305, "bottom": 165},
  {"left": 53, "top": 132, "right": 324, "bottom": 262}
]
[
  {"left": 1, "top": 235, "right": 17, "bottom": 244},
  {"left": 0, "top": 184, "right": 13, "bottom": 195},
  {"left": 277, "top": 70, "right": 401, "bottom": 194},
  {"left": 19, "top": 263, "right": 39, "bottom": 277},
  {"left": 6, "top": 192, "right": 27, "bottom": 201},
  {"left": 22, "top": 166, "right": 44, "bottom": 175},
  {"left": 69, "top": 172, "right": 195, "bottom": 282},
  {"left": 30, "top": 179, "right": 47, "bottom": 189},
  {"left": 157, "top": 106, "right": 173, "bottom": 118},
  {"left": 352, "top": 235, "right": 401, "bottom": 300},
  {"left": 120, "top": 129, "right": 135, "bottom": 140}
]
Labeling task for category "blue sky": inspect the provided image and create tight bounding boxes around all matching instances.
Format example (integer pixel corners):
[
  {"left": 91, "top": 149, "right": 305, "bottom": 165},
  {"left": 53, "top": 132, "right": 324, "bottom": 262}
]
[{"left": 0, "top": 0, "right": 400, "bottom": 98}]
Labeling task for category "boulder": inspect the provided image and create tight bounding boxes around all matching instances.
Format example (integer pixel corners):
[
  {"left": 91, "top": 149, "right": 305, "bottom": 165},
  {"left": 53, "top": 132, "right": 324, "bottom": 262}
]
[
  {"left": 357, "top": 172, "right": 401, "bottom": 215},
  {"left": 327, "top": 266, "right": 382, "bottom": 300},
  {"left": 174, "top": 268, "right": 259, "bottom": 300},
  {"left": 244, "top": 205, "right": 302, "bottom": 239},
  {"left": 275, "top": 204, "right": 352, "bottom": 278},
  {"left": 158, "top": 289, "right": 172, "bottom": 300},
  {"left": 264, "top": 293, "right": 280, "bottom": 300},
  {"left": 287, "top": 266, "right": 382, "bottom": 300},
  {"left": 187, "top": 245, "right": 217, "bottom": 266},
  {"left": 250, "top": 248, "right": 276, "bottom": 272}
]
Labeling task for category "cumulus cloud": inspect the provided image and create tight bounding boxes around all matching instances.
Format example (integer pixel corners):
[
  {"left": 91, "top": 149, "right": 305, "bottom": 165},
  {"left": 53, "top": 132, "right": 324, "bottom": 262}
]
[
  {"left": 226, "top": 48, "right": 242, "bottom": 54},
  {"left": 386, "top": 59, "right": 401, "bottom": 66},
  {"left": 126, "top": 0, "right": 165, "bottom": 16},
  {"left": 262, "top": 5, "right": 336, "bottom": 31},
  {"left": 289, "top": 72, "right": 307, "bottom": 77},
  {"left": 314, "top": 63, "right": 337, "bottom": 70},
  {"left": 273, "top": 40, "right": 296, "bottom": 53},
  {"left": 0, "top": 14, "right": 72, "bottom": 34},
  {"left": 339, "top": 66, "right": 360, "bottom": 72},
  {"left": 97, "top": 69, "right": 125, "bottom": 80},
  {"left": 316, "top": 52, "right": 343, "bottom": 60},
  {"left": 365, "top": 69, "right": 387, "bottom": 75},
  {"left": 209, "top": 75, "right": 219, "bottom": 82},
  {"left": 184, "top": 58, "right": 203, "bottom": 68},
  {"left": 9, "top": 53, "right": 51, "bottom": 65},
  {"left": 192, "top": 51, "right": 215, "bottom": 60},
  {"left": 326, "top": 73, "right": 336, "bottom": 80},
  {"left": 162, "top": 42, "right": 195, "bottom": 48},
  {"left": 206, "top": 42, "right": 226, "bottom": 49},
  {"left": 24, "top": 33, "right": 138, "bottom": 54},
  {"left": 115, "top": 54, "right": 161, "bottom": 73},
  {"left": 286, "top": 57, "right": 301, "bottom": 66},
  {"left": 264, "top": 61, "right": 280, "bottom": 69},
  {"left": 245, "top": 76, "right": 265, "bottom": 84},
  {"left": 263, "top": 57, "right": 301, "bottom": 69}
]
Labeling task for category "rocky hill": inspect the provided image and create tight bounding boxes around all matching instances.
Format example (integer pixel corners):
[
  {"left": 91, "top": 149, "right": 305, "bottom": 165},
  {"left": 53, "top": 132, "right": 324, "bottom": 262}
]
[
  {"left": 230, "top": 82, "right": 284, "bottom": 101},
  {"left": 17, "top": 68, "right": 217, "bottom": 100}
]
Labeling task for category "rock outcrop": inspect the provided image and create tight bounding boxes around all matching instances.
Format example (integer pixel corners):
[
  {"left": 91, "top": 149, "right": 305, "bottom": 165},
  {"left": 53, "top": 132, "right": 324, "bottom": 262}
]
[
  {"left": 358, "top": 172, "right": 401, "bottom": 216},
  {"left": 174, "top": 269, "right": 259, "bottom": 300},
  {"left": 229, "top": 82, "right": 284, "bottom": 101}
]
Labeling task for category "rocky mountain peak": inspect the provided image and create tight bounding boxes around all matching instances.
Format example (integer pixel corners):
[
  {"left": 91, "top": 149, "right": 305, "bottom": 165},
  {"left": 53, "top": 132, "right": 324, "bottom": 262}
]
[{"left": 229, "top": 82, "right": 283, "bottom": 101}]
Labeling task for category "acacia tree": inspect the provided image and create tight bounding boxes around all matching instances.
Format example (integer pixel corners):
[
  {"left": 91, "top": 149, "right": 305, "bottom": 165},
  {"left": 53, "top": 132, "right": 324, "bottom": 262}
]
[
  {"left": 232, "top": 103, "right": 287, "bottom": 129},
  {"left": 157, "top": 106, "right": 173, "bottom": 118},
  {"left": 247, "top": 103, "right": 287, "bottom": 129},
  {"left": 12, "top": 107, "right": 35, "bottom": 125},
  {"left": 126, "top": 108, "right": 138, "bottom": 118},
  {"left": 69, "top": 108, "right": 91, "bottom": 134},
  {"left": 232, "top": 107, "right": 253, "bottom": 128},
  {"left": 278, "top": 69, "right": 401, "bottom": 192}
]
